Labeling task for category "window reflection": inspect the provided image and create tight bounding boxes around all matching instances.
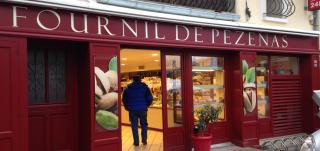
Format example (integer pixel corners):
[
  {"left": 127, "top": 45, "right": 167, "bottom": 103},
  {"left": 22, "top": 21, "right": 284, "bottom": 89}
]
[
  {"left": 271, "top": 56, "right": 299, "bottom": 75},
  {"left": 166, "top": 55, "right": 183, "bottom": 128}
]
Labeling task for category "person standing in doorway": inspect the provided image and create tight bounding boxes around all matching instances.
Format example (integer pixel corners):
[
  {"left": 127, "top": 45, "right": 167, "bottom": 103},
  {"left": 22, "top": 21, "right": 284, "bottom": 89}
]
[{"left": 122, "top": 75, "right": 153, "bottom": 146}]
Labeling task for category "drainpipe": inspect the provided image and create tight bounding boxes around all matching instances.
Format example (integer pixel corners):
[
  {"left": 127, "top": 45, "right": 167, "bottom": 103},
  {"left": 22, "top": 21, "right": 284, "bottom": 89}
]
[{"left": 313, "top": 10, "right": 319, "bottom": 31}]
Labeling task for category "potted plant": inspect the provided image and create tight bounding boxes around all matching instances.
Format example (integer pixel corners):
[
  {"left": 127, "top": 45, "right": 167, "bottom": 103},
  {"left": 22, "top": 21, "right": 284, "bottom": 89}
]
[{"left": 192, "top": 103, "right": 222, "bottom": 151}]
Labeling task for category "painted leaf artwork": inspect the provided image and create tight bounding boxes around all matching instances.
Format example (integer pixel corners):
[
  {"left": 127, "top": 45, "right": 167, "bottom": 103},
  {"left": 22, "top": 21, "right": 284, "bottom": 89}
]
[
  {"left": 94, "top": 56, "right": 119, "bottom": 130},
  {"left": 242, "top": 59, "right": 256, "bottom": 116},
  {"left": 245, "top": 68, "right": 255, "bottom": 83}
]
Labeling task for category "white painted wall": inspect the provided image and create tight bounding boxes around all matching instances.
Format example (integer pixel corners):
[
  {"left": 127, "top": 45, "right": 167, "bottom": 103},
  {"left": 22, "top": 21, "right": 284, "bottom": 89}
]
[{"left": 236, "top": 0, "right": 314, "bottom": 31}]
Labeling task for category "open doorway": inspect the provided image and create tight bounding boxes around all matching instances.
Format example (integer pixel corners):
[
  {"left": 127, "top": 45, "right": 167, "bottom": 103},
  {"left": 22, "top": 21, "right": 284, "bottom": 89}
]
[{"left": 120, "top": 49, "right": 163, "bottom": 151}]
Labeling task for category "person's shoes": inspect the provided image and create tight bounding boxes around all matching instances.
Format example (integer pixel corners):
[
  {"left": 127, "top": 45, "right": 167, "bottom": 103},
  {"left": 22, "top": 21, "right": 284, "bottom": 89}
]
[
  {"left": 133, "top": 143, "right": 139, "bottom": 146},
  {"left": 142, "top": 141, "right": 147, "bottom": 145}
]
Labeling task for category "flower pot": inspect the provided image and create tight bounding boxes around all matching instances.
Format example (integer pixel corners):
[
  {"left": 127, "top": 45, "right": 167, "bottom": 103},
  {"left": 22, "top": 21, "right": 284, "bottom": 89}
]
[{"left": 192, "top": 134, "right": 212, "bottom": 151}]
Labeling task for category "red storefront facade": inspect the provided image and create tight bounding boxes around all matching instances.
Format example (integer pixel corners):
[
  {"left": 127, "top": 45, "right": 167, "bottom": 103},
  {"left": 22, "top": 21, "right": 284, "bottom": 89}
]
[{"left": 0, "top": 2, "right": 320, "bottom": 151}]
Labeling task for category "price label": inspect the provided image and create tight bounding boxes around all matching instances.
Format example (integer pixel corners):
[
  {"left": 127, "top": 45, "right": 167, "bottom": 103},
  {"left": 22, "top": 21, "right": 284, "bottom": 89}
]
[{"left": 309, "top": 0, "right": 320, "bottom": 11}]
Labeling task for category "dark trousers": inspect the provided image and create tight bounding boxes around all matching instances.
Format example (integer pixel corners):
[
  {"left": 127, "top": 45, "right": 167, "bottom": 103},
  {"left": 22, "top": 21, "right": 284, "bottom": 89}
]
[{"left": 129, "top": 111, "right": 148, "bottom": 144}]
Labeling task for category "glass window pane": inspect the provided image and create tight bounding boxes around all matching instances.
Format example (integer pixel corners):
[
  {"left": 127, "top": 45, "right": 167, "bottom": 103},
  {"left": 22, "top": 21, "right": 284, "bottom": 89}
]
[
  {"left": 271, "top": 56, "right": 299, "bottom": 75},
  {"left": 166, "top": 55, "right": 183, "bottom": 128},
  {"left": 48, "top": 50, "right": 66, "bottom": 103},
  {"left": 192, "top": 56, "right": 225, "bottom": 122},
  {"left": 28, "top": 49, "right": 45, "bottom": 104},
  {"left": 256, "top": 55, "right": 270, "bottom": 118}
]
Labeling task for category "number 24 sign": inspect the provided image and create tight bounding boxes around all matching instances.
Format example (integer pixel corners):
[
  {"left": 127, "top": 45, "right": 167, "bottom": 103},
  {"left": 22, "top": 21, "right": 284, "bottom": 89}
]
[{"left": 309, "top": 0, "right": 320, "bottom": 11}]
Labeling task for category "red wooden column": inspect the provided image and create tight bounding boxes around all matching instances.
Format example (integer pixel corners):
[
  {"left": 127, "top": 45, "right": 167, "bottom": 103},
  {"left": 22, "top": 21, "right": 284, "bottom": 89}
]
[
  {"left": 301, "top": 54, "right": 320, "bottom": 133},
  {"left": 311, "top": 55, "right": 320, "bottom": 131},
  {"left": 89, "top": 43, "right": 121, "bottom": 151},
  {"left": 230, "top": 52, "right": 259, "bottom": 147},
  {"left": 0, "top": 36, "right": 28, "bottom": 151}
]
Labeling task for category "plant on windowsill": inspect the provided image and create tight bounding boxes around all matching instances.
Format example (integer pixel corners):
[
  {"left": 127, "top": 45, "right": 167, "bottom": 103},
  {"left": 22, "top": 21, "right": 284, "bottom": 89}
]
[{"left": 192, "top": 103, "right": 222, "bottom": 151}]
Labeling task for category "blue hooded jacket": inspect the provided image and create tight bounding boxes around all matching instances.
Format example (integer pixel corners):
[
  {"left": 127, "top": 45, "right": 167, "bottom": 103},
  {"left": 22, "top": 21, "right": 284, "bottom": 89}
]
[{"left": 122, "top": 81, "right": 153, "bottom": 111}]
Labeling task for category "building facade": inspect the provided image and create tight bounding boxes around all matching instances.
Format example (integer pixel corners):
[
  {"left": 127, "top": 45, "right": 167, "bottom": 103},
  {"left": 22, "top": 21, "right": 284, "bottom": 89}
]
[{"left": 0, "top": 0, "right": 319, "bottom": 151}]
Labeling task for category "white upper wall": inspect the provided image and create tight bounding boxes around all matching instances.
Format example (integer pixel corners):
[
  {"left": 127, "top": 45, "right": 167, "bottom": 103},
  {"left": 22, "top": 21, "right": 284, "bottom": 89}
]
[{"left": 236, "top": 0, "right": 314, "bottom": 31}]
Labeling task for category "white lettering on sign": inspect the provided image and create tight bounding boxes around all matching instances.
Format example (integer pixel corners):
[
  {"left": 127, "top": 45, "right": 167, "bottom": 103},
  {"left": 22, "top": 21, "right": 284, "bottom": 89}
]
[
  {"left": 248, "top": 32, "right": 255, "bottom": 46},
  {"left": 145, "top": 21, "right": 149, "bottom": 39},
  {"left": 37, "top": 10, "right": 61, "bottom": 30},
  {"left": 176, "top": 25, "right": 189, "bottom": 41},
  {"left": 122, "top": 19, "right": 138, "bottom": 37},
  {"left": 12, "top": 6, "right": 27, "bottom": 27},
  {"left": 271, "top": 35, "right": 279, "bottom": 47},
  {"left": 155, "top": 22, "right": 165, "bottom": 40},
  {"left": 97, "top": 16, "right": 115, "bottom": 36},
  {"left": 224, "top": 30, "right": 231, "bottom": 45},
  {"left": 70, "top": 13, "right": 88, "bottom": 33},
  {"left": 235, "top": 31, "right": 245, "bottom": 45},
  {"left": 258, "top": 33, "right": 268, "bottom": 47},
  {"left": 211, "top": 29, "right": 219, "bottom": 44},
  {"left": 195, "top": 27, "right": 203, "bottom": 43},
  {"left": 5, "top": 5, "right": 295, "bottom": 49},
  {"left": 281, "top": 35, "right": 288, "bottom": 48}
]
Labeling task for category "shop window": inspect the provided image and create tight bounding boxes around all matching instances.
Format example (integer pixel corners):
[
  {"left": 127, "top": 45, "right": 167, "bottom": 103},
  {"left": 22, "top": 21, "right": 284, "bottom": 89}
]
[
  {"left": 265, "top": 0, "right": 295, "bottom": 18},
  {"left": 28, "top": 49, "right": 66, "bottom": 105},
  {"left": 270, "top": 56, "right": 299, "bottom": 75},
  {"left": 192, "top": 56, "right": 225, "bottom": 121},
  {"left": 166, "top": 55, "right": 183, "bottom": 128},
  {"left": 256, "top": 55, "right": 270, "bottom": 118}
]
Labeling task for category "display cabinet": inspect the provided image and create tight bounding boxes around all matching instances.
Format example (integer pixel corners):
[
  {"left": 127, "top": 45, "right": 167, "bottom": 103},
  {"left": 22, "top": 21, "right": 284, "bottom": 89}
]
[
  {"left": 120, "top": 71, "right": 162, "bottom": 108},
  {"left": 192, "top": 56, "right": 225, "bottom": 121},
  {"left": 256, "top": 56, "right": 270, "bottom": 118}
]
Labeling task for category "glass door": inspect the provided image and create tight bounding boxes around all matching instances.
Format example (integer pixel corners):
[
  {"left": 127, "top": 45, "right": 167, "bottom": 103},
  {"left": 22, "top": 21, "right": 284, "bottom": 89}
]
[{"left": 162, "top": 53, "right": 185, "bottom": 151}]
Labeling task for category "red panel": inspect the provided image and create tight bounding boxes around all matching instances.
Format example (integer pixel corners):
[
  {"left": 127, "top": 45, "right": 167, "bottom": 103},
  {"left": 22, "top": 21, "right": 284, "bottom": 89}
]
[
  {"left": 0, "top": 37, "right": 27, "bottom": 151},
  {"left": 94, "top": 142, "right": 118, "bottom": 151},
  {"left": 211, "top": 124, "right": 229, "bottom": 143},
  {"left": 50, "top": 114, "right": 73, "bottom": 151},
  {"left": 258, "top": 118, "right": 272, "bottom": 138},
  {"left": 271, "top": 78, "right": 303, "bottom": 136},
  {"left": 0, "top": 139, "right": 12, "bottom": 151},
  {"left": 29, "top": 115, "right": 46, "bottom": 151},
  {"left": 0, "top": 48, "right": 12, "bottom": 132}
]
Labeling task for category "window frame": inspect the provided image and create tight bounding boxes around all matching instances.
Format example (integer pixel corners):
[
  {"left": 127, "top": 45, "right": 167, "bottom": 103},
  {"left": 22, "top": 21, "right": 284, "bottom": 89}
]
[{"left": 261, "top": 0, "right": 289, "bottom": 23}]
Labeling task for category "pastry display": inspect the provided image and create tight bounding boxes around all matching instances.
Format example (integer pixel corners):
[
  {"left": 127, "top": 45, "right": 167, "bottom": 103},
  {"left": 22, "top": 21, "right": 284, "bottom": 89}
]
[
  {"left": 256, "top": 56, "right": 270, "bottom": 118},
  {"left": 192, "top": 56, "right": 225, "bottom": 121},
  {"left": 121, "top": 72, "right": 162, "bottom": 108}
]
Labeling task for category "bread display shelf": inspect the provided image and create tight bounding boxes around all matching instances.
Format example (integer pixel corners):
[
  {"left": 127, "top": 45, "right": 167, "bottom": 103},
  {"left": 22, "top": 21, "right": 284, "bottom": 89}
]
[
  {"left": 257, "top": 83, "right": 267, "bottom": 88},
  {"left": 193, "top": 85, "right": 224, "bottom": 90},
  {"left": 192, "top": 66, "right": 223, "bottom": 72}
]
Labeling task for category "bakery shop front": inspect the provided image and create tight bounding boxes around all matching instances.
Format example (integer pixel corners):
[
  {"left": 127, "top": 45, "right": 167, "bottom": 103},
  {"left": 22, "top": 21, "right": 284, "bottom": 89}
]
[{"left": 0, "top": 2, "right": 319, "bottom": 151}]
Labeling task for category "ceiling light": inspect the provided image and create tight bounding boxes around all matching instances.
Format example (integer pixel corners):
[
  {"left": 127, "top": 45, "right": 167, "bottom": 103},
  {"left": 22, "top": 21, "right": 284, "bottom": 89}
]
[
  {"left": 121, "top": 58, "right": 127, "bottom": 61},
  {"left": 121, "top": 64, "right": 126, "bottom": 66},
  {"left": 152, "top": 53, "right": 158, "bottom": 56},
  {"left": 154, "top": 60, "right": 159, "bottom": 62}
]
